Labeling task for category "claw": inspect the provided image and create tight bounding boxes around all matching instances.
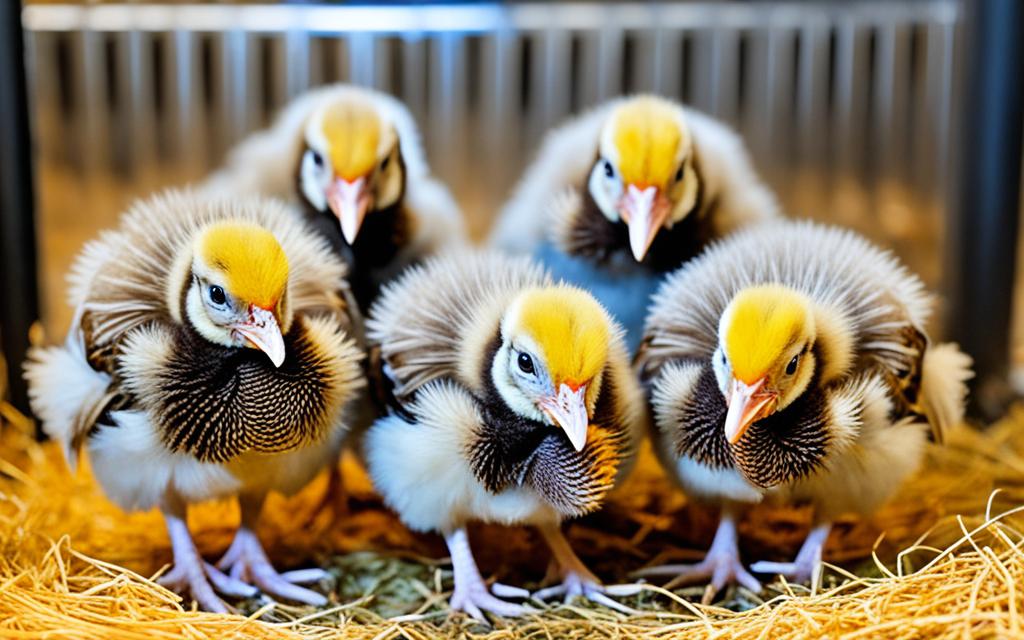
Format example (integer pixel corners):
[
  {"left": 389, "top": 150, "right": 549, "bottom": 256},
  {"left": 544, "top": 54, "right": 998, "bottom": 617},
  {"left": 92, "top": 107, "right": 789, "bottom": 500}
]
[
  {"left": 632, "top": 514, "right": 761, "bottom": 604},
  {"left": 217, "top": 527, "right": 328, "bottom": 607},
  {"left": 491, "top": 582, "right": 532, "bottom": 599},
  {"left": 444, "top": 528, "right": 534, "bottom": 620},
  {"left": 751, "top": 522, "right": 831, "bottom": 586},
  {"left": 534, "top": 524, "right": 643, "bottom": 614},
  {"left": 159, "top": 512, "right": 237, "bottom": 613}
]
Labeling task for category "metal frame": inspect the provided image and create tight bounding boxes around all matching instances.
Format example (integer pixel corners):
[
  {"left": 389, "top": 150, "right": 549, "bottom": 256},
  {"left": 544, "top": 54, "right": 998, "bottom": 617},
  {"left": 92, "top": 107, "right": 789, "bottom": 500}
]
[
  {"left": 0, "top": 0, "right": 39, "bottom": 414},
  {"left": 7, "top": 0, "right": 1022, "bottom": 416},
  {"left": 948, "top": 0, "right": 1024, "bottom": 416}
]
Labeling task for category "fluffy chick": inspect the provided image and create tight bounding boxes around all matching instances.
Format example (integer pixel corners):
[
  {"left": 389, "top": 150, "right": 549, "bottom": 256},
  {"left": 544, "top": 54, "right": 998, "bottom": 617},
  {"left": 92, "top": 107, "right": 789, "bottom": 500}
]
[
  {"left": 635, "top": 220, "right": 972, "bottom": 599},
  {"left": 204, "top": 84, "right": 465, "bottom": 311},
  {"left": 363, "top": 252, "right": 646, "bottom": 619},
  {"left": 25, "top": 190, "right": 364, "bottom": 612},
  {"left": 491, "top": 95, "right": 778, "bottom": 349}
]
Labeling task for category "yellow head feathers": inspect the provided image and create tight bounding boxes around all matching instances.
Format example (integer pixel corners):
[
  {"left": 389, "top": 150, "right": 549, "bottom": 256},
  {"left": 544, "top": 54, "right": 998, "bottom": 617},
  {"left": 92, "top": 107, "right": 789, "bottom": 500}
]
[
  {"left": 609, "top": 96, "right": 689, "bottom": 189},
  {"left": 722, "top": 285, "right": 813, "bottom": 384},
  {"left": 511, "top": 286, "right": 611, "bottom": 388},
  {"left": 319, "top": 100, "right": 381, "bottom": 181},
  {"left": 197, "top": 221, "right": 289, "bottom": 310}
]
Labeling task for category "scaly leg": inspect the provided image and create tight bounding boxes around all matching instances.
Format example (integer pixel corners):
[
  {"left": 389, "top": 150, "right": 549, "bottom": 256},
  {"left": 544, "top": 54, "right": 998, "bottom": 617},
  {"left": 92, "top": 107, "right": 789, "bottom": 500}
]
[
  {"left": 751, "top": 522, "right": 831, "bottom": 584},
  {"left": 444, "top": 527, "right": 533, "bottom": 621},
  {"left": 532, "top": 522, "right": 642, "bottom": 614},
  {"left": 157, "top": 494, "right": 257, "bottom": 613},
  {"left": 217, "top": 493, "right": 329, "bottom": 606},
  {"left": 633, "top": 509, "right": 760, "bottom": 603}
]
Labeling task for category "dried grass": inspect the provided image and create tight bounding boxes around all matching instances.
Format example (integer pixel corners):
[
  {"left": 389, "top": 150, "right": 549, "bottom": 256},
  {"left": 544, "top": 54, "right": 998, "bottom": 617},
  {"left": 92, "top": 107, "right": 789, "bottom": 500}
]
[{"left": 2, "top": 396, "right": 1024, "bottom": 639}]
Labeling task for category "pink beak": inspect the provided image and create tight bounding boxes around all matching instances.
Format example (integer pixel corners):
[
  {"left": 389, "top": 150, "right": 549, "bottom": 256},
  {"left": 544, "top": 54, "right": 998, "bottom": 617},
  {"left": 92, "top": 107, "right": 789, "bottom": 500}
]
[
  {"left": 539, "top": 383, "right": 590, "bottom": 452},
  {"left": 618, "top": 184, "right": 671, "bottom": 262},
  {"left": 326, "top": 177, "right": 371, "bottom": 245},
  {"left": 231, "top": 305, "right": 286, "bottom": 368},
  {"left": 723, "top": 377, "right": 779, "bottom": 444}
]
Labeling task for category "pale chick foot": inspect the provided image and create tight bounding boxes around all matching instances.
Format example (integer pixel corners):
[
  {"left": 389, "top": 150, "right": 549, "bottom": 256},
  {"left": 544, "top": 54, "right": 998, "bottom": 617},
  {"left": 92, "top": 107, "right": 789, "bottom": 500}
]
[
  {"left": 751, "top": 522, "right": 831, "bottom": 585},
  {"left": 533, "top": 523, "right": 643, "bottom": 614},
  {"left": 633, "top": 514, "right": 761, "bottom": 604},
  {"left": 445, "top": 528, "right": 535, "bottom": 621},
  {"left": 217, "top": 526, "right": 329, "bottom": 606},
  {"left": 158, "top": 511, "right": 257, "bottom": 613}
]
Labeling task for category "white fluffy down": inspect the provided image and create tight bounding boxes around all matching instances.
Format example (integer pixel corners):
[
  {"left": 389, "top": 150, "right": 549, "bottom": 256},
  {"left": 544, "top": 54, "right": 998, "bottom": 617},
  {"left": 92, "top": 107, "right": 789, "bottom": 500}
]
[
  {"left": 88, "top": 410, "right": 241, "bottom": 511},
  {"left": 88, "top": 410, "right": 350, "bottom": 512},
  {"left": 364, "top": 381, "right": 554, "bottom": 534},
  {"left": 24, "top": 334, "right": 111, "bottom": 470}
]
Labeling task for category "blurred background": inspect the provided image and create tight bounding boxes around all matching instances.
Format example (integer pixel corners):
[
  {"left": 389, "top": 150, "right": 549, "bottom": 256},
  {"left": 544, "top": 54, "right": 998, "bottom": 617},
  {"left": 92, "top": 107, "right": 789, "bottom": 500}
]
[{"left": 1, "top": 1, "right": 1021, "bottom": 419}]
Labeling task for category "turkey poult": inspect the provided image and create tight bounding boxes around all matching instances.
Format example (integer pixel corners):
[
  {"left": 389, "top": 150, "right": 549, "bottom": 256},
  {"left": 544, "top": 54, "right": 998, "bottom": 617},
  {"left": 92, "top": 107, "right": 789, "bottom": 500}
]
[
  {"left": 634, "top": 221, "right": 972, "bottom": 599},
  {"left": 490, "top": 95, "right": 778, "bottom": 348},
  {"left": 364, "top": 252, "right": 647, "bottom": 619},
  {"left": 204, "top": 84, "right": 464, "bottom": 311},
  {"left": 25, "top": 191, "right": 364, "bottom": 613}
]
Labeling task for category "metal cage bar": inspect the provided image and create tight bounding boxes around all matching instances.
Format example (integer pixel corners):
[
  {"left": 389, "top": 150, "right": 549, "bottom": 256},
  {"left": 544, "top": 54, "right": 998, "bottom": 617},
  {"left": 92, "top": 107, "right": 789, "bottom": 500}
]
[{"left": 1, "top": 0, "right": 39, "bottom": 413}]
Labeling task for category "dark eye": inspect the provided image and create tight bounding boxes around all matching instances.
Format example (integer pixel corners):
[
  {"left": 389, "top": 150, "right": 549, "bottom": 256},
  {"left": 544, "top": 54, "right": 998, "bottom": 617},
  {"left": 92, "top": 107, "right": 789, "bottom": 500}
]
[
  {"left": 785, "top": 355, "right": 799, "bottom": 376},
  {"left": 721, "top": 351, "right": 727, "bottom": 366},
  {"left": 381, "top": 155, "right": 391, "bottom": 170},
  {"left": 517, "top": 352, "right": 535, "bottom": 374},
  {"left": 676, "top": 165, "right": 685, "bottom": 182},
  {"left": 603, "top": 160, "right": 614, "bottom": 178},
  {"left": 209, "top": 285, "right": 226, "bottom": 306},
  {"left": 311, "top": 151, "right": 323, "bottom": 167}
]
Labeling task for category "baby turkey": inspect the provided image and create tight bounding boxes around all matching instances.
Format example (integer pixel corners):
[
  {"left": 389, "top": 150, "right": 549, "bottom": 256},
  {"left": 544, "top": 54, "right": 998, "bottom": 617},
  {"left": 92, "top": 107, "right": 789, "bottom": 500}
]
[
  {"left": 204, "top": 84, "right": 464, "bottom": 311},
  {"left": 25, "top": 190, "right": 364, "bottom": 612},
  {"left": 364, "top": 252, "right": 646, "bottom": 619},
  {"left": 635, "top": 220, "right": 972, "bottom": 598},
  {"left": 491, "top": 95, "right": 778, "bottom": 348}
]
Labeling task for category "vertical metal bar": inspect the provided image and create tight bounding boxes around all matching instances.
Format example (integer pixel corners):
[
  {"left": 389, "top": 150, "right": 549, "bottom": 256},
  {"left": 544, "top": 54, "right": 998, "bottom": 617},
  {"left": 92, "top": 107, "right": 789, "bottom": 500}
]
[
  {"left": 118, "top": 30, "right": 155, "bottom": 178},
  {"left": 711, "top": 28, "right": 740, "bottom": 125},
  {"left": 889, "top": 24, "right": 912, "bottom": 182},
  {"left": 541, "top": 28, "right": 571, "bottom": 132},
  {"left": 797, "top": 20, "right": 828, "bottom": 173},
  {"left": 872, "top": 22, "right": 896, "bottom": 186},
  {"left": 307, "top": 37, "right": 324, "bottom": 89},
  {"left": 595, "top": 25, "right": 623, "bottom": 101},
  {"left": 373, "top": 37, "right": 392, "bottom": 93},
  {"left": 928, "top": 21, "right": 956, "bottom": 198},
  {"left": 766, "top": 26, "right": 796, "bottom": 183},
  {"left": 165, "top": 29, "right": 202, "bottom": 169},
  {"left": 220, "top": 30, "right": 255, "bottom": 143},
  {"left": 268, "top": 34, "right": 288, "bottom": 116},
  {"left": 0, "top": 0, "right": 39, "bottom": 414},
  {"left": 24, "top": 31, "right": 58, "bottom": 164},
  {"left": 429, "top": 33, "right": 465, "bottom": 180},
  {"left": 632, "top": 26, "right": 656, "bottom": 94},
  {"left": 285, "top": 29, "right": 310, "bottom": 100},
  {"left": 72, "top": 28, "right": 106, "bottom": 175},
  {"left": 744, "top": 28, "right": 772, "bottom": 164},
  {"left": 833, "top": 19, "right": 861, "bottom": 179},
  {"left": 949, "top": 0, "right": 1023, "bottom": 415},
  {"left": 400, "top": 34, "right": 426, "bottom": 119},
  {"left": 691, "top": 29, "right": 716, "bottom": 114},
  {"left": 652, "top": 26, "right": 682, "bottom": 100},
  {"left": 347, "top": 32, "right": 374, "bottom": 88},
  {"left": 482, "top": 29, "right": 518, "bottom": 190}
]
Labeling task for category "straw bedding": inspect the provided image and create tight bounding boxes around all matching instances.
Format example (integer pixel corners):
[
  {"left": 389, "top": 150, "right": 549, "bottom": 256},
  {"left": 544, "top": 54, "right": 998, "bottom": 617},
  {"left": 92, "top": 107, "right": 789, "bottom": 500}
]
[{"left": 1, "top": 392, "right": 1023, "bottom": 639}]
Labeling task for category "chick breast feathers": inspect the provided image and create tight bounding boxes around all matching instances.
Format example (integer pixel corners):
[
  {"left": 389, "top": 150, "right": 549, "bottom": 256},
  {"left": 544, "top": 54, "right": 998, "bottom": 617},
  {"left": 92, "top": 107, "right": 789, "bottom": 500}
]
[
  {"left": 25, "top": 190, "right": 365, "bottom": 511},
  {"left": 363, "top": 251, "right": 646, "bottom": 534},
  {"left": 638, "top": 220, "right": 972, "bottom": 519}
]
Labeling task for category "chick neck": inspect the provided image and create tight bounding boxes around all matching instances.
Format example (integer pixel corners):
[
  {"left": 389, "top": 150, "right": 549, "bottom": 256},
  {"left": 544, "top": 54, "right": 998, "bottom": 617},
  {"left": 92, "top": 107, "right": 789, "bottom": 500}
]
[{"left": 570, "top": 174, "right": 712, "bottom": 273}]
